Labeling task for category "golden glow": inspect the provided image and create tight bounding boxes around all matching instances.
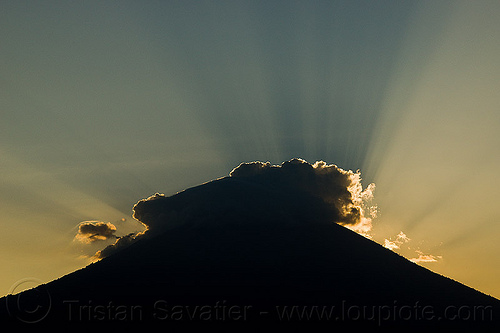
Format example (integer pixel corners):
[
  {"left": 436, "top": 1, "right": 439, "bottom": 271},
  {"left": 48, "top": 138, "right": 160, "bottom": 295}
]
[{"left": 364, "top": 1, "right": 500, "bottom": 297}]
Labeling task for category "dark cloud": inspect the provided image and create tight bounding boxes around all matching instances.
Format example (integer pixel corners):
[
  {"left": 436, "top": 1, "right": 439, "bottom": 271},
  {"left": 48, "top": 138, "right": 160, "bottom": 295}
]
[
  {"left": 74, "top": 220, "right": 146, "bottom": 260},
  {"left": 94, "top": 232, "right": 142, "bottom": 259},
  {"left": 94, "top": 159, "right": 376, "bottom": 259},
  {"left": 229, "top": 159, "right": 366, "bottom": 226},
  {"left": 74, "top": 221, "right": 117, "bottom": 244}
]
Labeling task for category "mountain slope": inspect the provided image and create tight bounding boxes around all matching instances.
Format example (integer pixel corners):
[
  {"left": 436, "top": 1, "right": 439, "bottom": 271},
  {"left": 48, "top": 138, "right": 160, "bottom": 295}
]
[{"left": 1, "top": 175, "right": 499, "bottom": 330}]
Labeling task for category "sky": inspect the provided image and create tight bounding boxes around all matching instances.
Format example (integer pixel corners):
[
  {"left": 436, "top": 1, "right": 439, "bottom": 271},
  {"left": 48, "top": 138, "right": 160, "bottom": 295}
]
[{"left": 1, "top": 1, "right": 499, "bottom": 298}]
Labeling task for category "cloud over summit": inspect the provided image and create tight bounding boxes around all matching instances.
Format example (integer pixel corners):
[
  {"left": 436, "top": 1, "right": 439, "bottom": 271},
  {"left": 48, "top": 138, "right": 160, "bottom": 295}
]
[
  {"left": 94, "top": 159, "right": 376, "bottom": 258},
  {"left": 229, "top": 159, "right": 375, "bottom": 231}
]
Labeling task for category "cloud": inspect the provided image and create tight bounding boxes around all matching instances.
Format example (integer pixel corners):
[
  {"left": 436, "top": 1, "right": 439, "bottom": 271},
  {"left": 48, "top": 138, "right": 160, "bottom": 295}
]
[
  {"left": 409, "top": 250, "right": 442, "bottom": 263},
  {"left": 383, "top": 231, "right": 442, "bottom": 264},
  {"left": 73, "top": 219, "right": 147, "bottom": 260},
  {"left": 383, "top": 231, "right": 411, "bottom": 251},
  {"left": 93, "top": 159, "right": 376, "bottom": 259},
  {"left": 229, "top": 159, "right": 377, "bottom": 236},
  {"left": 74, "top": 221, "right": 117, "bottom": 244},
  {"left": 137, "top": 158, "right": 375, "bottom": 231},
  {"left": 384, "top": 239, "right": 401, "bottom": 251},
  {"left": 94, "top": 232, "right": 142, "bottom": 259},
  {"left": 396, "top": 231, "right": 411, "bottom": 243}
]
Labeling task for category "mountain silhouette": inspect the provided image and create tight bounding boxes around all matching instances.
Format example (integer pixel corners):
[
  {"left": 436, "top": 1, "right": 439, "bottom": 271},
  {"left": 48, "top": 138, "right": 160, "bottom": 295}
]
[{"left": 1, "top": 163, "right": 499, "bottom": 331}]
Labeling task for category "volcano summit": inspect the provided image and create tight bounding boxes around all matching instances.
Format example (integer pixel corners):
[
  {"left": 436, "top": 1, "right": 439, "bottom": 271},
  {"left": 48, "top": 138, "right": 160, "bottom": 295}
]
[{"left": 1, "top": 159, "right": 498, "bottom": 330}]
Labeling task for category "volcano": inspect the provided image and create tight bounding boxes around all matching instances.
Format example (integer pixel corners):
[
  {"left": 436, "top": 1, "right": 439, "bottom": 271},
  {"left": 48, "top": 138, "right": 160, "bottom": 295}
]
[{"left": 1, "top": 160, "right": 498, "bottom": 331}]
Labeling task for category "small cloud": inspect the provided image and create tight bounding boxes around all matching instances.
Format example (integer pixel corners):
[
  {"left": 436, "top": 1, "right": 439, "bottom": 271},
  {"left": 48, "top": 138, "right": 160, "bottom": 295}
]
[
  {"left": 94, "top": 232, "right": 144, "bottom": 260},
  {"left": 73, "top": 218, "right": 147, "bottom": 261},
  {"left": 74, "top": 221, "right": 117, "bottom": 244},
  {"left": 384, "top": 239, "right": 401, "bottom": 251},
  {"left": 383, "top": 231, "right": 410, "bottom": 251},
  {"left": 396, "top": 231, "right": 411, "bottom": 243},
  {"left": 409, "top": 250, "right": 442, "bottom": 263},
  {"left": 383, "top": 231, "right": 442, "bottom": 264}
]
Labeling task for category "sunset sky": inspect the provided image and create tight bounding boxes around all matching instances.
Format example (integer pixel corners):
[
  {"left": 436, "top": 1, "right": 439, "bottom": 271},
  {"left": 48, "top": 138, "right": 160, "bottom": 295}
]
[{"left": 1, "top": 1, "right": 499, "bottom": 298}]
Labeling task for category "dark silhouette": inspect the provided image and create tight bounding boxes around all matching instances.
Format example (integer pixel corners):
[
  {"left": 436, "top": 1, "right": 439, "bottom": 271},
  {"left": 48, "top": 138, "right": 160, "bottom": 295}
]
[{"left": 1, "top": 161, "right": 498, "bottom": 331}]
